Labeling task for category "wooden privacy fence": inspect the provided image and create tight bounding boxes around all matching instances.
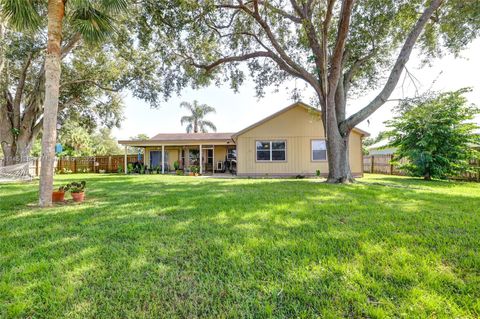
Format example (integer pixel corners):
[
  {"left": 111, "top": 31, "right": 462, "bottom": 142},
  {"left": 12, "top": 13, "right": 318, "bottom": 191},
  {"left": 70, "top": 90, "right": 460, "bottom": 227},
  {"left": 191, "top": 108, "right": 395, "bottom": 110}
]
[
  {"left": 363, "top": 154, "right": 480, "bottom": 181},
  {"left": 363, "top": 155, "right": 407, "bottom": 175},
  {"left": 1, "top": 155, "right": 139, "bottom": 177},
  {"left": 56, "top": 155, "right": 138, "bottom": 174}
]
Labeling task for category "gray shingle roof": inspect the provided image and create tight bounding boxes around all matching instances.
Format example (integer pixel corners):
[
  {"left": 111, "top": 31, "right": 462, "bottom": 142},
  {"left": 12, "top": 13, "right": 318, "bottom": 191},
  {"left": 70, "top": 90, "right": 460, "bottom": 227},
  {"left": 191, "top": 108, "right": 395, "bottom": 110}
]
[{"left": 150, "top": 133, "right": 234, "bottom": 141}]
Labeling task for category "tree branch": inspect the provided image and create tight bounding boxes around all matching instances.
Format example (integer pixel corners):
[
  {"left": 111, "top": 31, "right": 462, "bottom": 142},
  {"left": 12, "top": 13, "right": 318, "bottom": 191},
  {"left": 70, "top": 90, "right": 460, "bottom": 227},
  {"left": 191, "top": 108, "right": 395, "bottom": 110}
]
[
  {"left": 258, "top": 1, "right": 302, "bottom": 23},
  {"left": 60, "top": 79, "right": 125, "bottom": 92},
  {"left": 341, "top": 0, "right": 444, "bottom": 132},
  {"left": 328, "top": 0, "right": 355, "bottom": 97},
  {"left": 189, "top": 51, "right": 273, "bottom": 72},
  {"left": 319, "top": 0, "right": 336, "bottom": 104},
  {"left": 31, "top": 96, "right": 80, "bottom": 137},
  {"left": 13, "top": 52, "right": 33, "bottom": 128},
  {"left": 234, "top": 1, "right": 318, "bottom": 87},
  {"left": 343, "top": 49, "right": 376, "bottom": 91},
  {"left": 61, "top": 33, "right": 82, "bottom": 58}
]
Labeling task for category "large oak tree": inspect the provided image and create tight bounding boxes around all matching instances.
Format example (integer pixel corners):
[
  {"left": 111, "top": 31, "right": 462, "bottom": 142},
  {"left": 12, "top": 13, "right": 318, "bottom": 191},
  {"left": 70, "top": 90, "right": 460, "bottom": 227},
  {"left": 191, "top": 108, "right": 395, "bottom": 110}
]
[{"left": 141, "top": 0, "right": 479, "bottom": 182}]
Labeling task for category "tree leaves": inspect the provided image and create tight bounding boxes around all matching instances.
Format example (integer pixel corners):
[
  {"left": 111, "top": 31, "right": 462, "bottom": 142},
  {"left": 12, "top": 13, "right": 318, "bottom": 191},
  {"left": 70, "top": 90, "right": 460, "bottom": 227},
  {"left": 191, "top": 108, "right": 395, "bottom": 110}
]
[{"left": 386, "top": 88, "right": 480, "bottom": 179}]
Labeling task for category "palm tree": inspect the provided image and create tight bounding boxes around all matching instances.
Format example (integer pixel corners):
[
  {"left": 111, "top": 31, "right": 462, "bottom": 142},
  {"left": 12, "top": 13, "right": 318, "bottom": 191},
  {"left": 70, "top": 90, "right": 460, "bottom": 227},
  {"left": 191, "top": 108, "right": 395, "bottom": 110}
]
[
  {"left": 180, "top": 101, "right": 217, "bottom": 133},
  {"left": 2, "top": 0, "right": 128, "bottom": 206}
]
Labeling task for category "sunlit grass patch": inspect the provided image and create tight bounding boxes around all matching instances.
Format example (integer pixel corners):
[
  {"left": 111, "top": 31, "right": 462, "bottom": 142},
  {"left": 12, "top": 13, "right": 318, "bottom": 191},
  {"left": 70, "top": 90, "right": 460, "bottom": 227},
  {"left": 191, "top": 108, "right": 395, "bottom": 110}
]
[{"left": 0, "top": 173, "right": 479, "bottom": 318}]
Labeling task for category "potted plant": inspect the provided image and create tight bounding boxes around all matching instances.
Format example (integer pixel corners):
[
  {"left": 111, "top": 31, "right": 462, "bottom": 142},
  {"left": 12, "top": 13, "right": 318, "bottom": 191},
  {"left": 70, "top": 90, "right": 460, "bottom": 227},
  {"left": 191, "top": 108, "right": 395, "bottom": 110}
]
[
  {"left": 69, "top": 181, "right": 86, "bottom": 203},
  {"left": 189, "top": 165, "right": 200, "bottom": 176},
  {"left": 173, "top": 160, "right": 180, "bottom": 171},
  {"left": 173, "top": 161, "right": 182, "bottom": 175},
  {"left": 52, "top": 184, "right": 70, "bottom": 202}
]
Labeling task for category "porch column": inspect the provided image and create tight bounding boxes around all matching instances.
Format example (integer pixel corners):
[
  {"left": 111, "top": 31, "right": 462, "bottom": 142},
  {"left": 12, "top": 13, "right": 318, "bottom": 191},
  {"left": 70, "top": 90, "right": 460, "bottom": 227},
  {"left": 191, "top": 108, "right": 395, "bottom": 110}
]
[
  {"left": 212, "top": 145, "right": 215, "bottom": 175},
  {"left": 161, "top": 145, "right": 165, "bottom": 174},
  {"left": 199, "top": 144, "right": 203, "bottom": 174},
  {"left": 124, "top": 145, "right": 127, "bottom": 174}
]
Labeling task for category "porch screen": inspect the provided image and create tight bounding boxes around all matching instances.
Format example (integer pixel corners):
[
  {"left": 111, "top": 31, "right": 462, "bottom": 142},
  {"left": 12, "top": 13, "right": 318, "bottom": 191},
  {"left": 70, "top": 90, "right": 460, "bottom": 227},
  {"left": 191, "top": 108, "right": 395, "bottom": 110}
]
[{"left": 150, "top": 151, "right": 168, "bottom": 168}]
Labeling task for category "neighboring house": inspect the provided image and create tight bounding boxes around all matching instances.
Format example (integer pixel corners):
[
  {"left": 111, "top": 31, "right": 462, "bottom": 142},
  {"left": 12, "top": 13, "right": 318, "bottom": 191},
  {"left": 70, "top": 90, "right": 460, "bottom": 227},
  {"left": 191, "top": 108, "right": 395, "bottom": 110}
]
[
  {"left": 367, "top": 135, "right": 480, "bottom": 156},
  {"left": 367, "top": 139, "right": 397, "bottom": 156},
  {"left": 118, "top": 102, "right": 370, "bottom": 177}
]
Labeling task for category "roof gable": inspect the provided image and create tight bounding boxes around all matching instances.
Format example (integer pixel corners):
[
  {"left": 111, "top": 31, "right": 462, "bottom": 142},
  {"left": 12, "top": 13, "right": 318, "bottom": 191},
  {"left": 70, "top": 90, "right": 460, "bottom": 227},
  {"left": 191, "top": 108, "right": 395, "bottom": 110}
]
[{"left": 233, "top": 101, "right": 369, "bottom": 138}]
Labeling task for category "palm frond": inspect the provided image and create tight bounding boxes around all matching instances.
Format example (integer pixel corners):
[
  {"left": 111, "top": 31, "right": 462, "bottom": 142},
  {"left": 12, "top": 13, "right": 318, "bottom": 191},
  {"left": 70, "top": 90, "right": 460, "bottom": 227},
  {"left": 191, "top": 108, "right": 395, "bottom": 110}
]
[
  {"left": 180, "top": 100, "right": 217, "bottom": 133},
  {"left": 68, "top": 0, "right": 127, "bottom": 13},
  {"left": 1, "top": 0, "right": 42, "bottom": 31},
  {"left": 199, "top": 120, "right": 217, "bottom": 132},
  {"left": 69, "top": 6, "right": 115, "bottom": 43},
  {"left": 185, "top": 123, "right": 193, "bottom": 133},
  {"left": 180, "top": 115, "right": 193, "bottom": 126},
  {"left": 67, "top": 0, "right": 129, "bottom": 43},
  {"left": 180, "top": 101, "right": 194, "bottom": 113},
  {"left": 100, "top": 0, "right": 128, "bottom": 13},
  {"left": 199, "top": 104, "right": 216, "bottom": 115}
]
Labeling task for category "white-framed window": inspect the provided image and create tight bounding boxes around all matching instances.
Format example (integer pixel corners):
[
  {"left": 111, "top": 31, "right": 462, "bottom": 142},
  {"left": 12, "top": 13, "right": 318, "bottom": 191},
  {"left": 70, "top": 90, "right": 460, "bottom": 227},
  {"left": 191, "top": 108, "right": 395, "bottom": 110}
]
[
  {"left": 256, "top": 140, "right": 286, "bottom": 161},
  {"left": 311, "top": 140, "right": 327, "bottom": 161}
]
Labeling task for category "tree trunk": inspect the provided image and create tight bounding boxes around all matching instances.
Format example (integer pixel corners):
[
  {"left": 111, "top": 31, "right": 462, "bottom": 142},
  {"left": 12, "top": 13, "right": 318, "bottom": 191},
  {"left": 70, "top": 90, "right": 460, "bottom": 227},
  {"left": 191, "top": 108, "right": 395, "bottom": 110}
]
[
  {"left": 1, "top": 140, "right": 33, "bottom": 165},
  {"left": 39, "top": 0, "right": 64, "bottom": 207},
  {"left": 325, "top": 125, "right": 353, "bottom": 183},
  {"left": 323, "top": 91, "right": 353, "bottom": 183},
  {"left": 0, "top": 20, "right": 5, "bottom": 82}
]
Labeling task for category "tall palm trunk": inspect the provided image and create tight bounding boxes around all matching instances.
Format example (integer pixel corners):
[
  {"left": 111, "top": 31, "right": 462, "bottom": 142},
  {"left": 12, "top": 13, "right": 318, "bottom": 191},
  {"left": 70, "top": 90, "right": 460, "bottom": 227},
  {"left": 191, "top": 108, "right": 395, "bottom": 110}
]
[
  {"left": 193, "top": 119, "right": 198, "bottom": 133},
  {"left": 39, "top": 0, "right": 64, "bottom": 207}
]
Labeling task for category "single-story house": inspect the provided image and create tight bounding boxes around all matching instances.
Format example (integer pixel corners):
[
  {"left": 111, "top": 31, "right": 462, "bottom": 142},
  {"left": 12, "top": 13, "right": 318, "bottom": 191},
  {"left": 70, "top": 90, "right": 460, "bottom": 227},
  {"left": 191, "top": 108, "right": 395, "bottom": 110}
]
[
  {"left": 118, "top": 102, "right": 370, "bottom": 177},
  {"left": 367, "top": 139, "right": 396, "bottom": 156}
]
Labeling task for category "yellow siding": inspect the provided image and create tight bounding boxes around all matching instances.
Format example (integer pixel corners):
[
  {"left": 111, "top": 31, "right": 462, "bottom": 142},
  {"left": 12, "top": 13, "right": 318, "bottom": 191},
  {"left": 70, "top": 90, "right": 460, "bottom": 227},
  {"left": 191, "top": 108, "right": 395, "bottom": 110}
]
[
  {"left": 213, "top": 145, "right": 228, "bottom": 164},
  {"left": 236, "top": 105, "right": 364, "bottom": 176}
]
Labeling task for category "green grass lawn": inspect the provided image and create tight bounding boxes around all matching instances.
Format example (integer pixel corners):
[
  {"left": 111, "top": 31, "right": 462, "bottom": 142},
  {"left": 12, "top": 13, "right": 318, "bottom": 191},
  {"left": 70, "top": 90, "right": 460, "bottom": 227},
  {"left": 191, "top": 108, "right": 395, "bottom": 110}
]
[{"left": 1, "top": 174, "right": 479, "bottom": 318}]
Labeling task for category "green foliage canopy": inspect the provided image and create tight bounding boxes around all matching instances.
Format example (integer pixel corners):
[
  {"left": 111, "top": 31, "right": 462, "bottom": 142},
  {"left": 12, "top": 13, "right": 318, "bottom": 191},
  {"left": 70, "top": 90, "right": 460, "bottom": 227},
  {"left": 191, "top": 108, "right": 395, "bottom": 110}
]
[
  {"left": 56, "top": 120, "right": 122, "bottom": 156},
  {"left": 386, "top": 88, "right": 480, "bottom": 180}
]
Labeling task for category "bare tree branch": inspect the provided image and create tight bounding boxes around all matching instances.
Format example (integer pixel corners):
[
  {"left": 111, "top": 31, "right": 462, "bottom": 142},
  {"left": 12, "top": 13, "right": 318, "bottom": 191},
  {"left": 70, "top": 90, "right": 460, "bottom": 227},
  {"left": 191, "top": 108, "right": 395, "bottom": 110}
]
[{"left": 341, "top": 0, "right": 444, "bottom": 132}]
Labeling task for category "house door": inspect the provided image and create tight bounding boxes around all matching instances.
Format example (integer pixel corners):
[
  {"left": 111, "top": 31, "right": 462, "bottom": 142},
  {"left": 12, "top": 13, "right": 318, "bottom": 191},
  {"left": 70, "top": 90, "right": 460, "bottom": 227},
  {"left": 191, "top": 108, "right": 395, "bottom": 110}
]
[{"left": 205, "top": 149, "right": 213, "bottom": 172}]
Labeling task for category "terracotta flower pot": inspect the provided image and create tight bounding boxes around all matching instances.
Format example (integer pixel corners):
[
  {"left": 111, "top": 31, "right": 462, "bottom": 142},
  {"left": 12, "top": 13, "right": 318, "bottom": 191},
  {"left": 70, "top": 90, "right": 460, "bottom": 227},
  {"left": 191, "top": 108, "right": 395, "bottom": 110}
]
[
  {"left": 71, "top": 192, "right": 85, "bottom": 203},
  {"left": 189, "top": 172, "right": 194, "bottom": 176},
  {"left": 52, "top": 191, "right": 65, "bottom": 202}
]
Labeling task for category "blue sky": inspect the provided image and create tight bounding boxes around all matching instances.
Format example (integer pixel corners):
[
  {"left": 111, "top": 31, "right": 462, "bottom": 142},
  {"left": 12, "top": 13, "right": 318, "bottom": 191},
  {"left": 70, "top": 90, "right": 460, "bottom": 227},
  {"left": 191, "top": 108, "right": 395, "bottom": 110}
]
[{"left": 113, "top": 39, "right": 480, "bottom": 140}]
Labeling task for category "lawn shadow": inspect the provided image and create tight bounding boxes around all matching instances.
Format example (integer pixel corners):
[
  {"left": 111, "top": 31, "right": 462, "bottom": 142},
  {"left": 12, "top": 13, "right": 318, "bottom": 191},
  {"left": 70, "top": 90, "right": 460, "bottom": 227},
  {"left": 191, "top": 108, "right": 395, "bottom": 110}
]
[{"left": 1, "top": 175, "right": 479, "bottom": 318}]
